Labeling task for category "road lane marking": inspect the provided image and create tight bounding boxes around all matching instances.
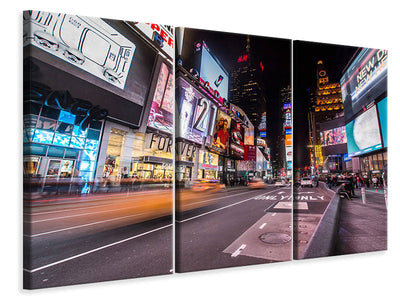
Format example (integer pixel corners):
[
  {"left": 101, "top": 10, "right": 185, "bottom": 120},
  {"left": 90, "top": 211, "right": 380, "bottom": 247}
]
[
  {"left": 231, "top": 244, "right": 246, "bottom": 257},
  {"left": 24, "top": 224, "right": 172, "bottom": 273},
  {"left": 26, "top": 207, "right": 135, "bottom": 223},
  {"left": 25, "top": 203, "right": 118, "bottom": 216},
  {"left": 272, "top": 213, "right": 277, "bottom": 216},
  {"left": 177, "top": 188, "right": 287, "bottom": 223},
  {"left": 259, "top": 223, "right": 267, "bottom": 229},
  {"left": 26, "top": 213, "right": 145, "bottom": 237}
]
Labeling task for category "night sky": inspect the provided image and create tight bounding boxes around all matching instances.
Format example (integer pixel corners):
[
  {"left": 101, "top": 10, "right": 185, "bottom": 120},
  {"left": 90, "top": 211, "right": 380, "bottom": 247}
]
[
  {"left": 293, "top": 41, "right": 359, "bottom": 168},
  {"left": 178, "top": 27, "right": 291, "bottom": 160}
]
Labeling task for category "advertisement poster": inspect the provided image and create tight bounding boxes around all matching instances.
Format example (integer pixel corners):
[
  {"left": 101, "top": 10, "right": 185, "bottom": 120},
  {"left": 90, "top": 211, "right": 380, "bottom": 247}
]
[
  {"left": 229, "top": 119, "right": 244, "bottom": 159},
  {"left": 320, "top": 126, "right": 347, "bottom": 146},
  {"left": 176, "top": 76, "right": 217, "bottom": 144},
  {"left": 147, "top": 62, "right": 174, "bottom": 134},
  {"left": 211, "top": 110, "right": 231, "bottom": 155}
]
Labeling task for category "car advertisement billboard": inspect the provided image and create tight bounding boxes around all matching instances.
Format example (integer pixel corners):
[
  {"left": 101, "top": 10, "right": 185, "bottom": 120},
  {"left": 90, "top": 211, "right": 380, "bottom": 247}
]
[
  {"left": 147, "top": 62, "right": 174, "bottom": 134},
  {"left": 230, "top": 119, "right": 245, "bottom": 159},
  {"left": 320, "top": 126, "right": 347, "bottom": 147},
  {"left": 211, "top": 109, "right": 231, "bottom": 155},
  {"left": 346, "top": 105, "right": 382, "bottom": 157},
  {"left": 24, "top": 11, "right": 136, "bottom": 90},
  {"left": 341, "top": 48, "right": 388, "bottom": 123},
  {"left": 199, "top": 42, "right": 229, "bottom": 102}
]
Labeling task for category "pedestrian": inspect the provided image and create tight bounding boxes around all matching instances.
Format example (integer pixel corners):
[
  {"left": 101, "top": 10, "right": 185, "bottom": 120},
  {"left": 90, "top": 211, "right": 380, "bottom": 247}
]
[{"left": 372, "top": 176, "right": 378, "bottom": 188}]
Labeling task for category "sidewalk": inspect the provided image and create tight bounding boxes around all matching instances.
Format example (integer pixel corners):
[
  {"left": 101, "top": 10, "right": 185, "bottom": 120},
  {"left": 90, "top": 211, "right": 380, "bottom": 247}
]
[{"left": 335, "top": 188, "right": 387, "bottom": 255}]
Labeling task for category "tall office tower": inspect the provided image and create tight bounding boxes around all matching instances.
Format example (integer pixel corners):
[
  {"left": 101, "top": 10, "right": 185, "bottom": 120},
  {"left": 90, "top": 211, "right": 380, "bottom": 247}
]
[{"left": 229, "top": 36, "right": 267, "bottom": 136}]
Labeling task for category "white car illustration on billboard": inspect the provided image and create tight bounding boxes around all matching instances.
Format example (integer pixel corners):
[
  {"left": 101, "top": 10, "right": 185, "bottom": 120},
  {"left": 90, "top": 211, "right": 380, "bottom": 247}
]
[{"left": 23, "top": 10, "right": 136, "bottom": 89}]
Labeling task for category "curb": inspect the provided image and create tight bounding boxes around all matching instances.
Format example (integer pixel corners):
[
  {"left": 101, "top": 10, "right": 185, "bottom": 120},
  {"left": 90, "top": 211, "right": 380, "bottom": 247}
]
[{"left": 299, "top": 183, "right": 341, "bottom": 259}]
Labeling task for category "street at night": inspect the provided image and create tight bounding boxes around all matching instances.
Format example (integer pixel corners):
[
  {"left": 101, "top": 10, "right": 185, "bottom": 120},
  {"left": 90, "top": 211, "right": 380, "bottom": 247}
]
[
  {"left": 23, "top": 190, "right": 173, "bottom": 289},
  {"left": 176, "top": 185, "right": 292, "bottom": 272}
]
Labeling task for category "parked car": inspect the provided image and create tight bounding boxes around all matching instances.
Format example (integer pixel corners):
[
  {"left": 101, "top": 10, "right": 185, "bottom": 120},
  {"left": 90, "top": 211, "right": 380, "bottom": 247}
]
[{"left": 300, "top": 177, "right": 313, "bottom": 187}]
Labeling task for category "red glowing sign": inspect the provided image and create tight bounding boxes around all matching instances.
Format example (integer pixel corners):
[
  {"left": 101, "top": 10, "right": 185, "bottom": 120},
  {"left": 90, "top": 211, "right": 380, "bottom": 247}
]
[
  {"left": 237, "top": 55, "right": 248, "bottom": 63},
  {"left": 260, "top": 61, "right": 264, "bottom": 71}
]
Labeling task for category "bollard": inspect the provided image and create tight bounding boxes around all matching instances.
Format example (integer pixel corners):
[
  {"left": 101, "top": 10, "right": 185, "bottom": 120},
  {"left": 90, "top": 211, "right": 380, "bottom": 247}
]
[
  {"left": 361, "top": 187, "right": 366, "bottom": 205},
  {"left": 384, "top": 188, "right": 388, "bottom": 208}
]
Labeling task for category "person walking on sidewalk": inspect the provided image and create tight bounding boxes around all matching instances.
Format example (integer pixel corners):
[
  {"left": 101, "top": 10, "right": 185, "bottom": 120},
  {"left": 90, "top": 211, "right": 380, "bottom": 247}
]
[{"left": 372, "top": 176, "right": 378, "bottom": 188}]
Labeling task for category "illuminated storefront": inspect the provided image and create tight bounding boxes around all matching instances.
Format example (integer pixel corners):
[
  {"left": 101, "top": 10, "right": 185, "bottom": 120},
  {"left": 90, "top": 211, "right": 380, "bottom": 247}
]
[{"left": 24, "top": 13, "right": 173, "bottom": 192}]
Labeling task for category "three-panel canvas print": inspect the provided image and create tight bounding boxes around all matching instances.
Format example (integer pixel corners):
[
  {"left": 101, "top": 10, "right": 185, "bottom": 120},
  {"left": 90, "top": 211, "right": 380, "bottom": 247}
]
[{"left": 23, "top": 10, "right": 388, "bottom": 289}]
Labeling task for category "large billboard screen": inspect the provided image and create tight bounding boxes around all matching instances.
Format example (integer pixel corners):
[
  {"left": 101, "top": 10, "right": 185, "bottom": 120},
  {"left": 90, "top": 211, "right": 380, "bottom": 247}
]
[
  {"left": 24, "top": 11, "right": 136, "bottom": 90},
  {"left": 341, "top": 48, "right": 388, "bottom": 123},
  {"left": 176, "top": 76, "right": 217, "bottom": 144},
  {"left": 377, "top": 97, "right": 387, "bottom": 148},
  {"left": 346, "top": 105, "right": 382, "bottom": 157},
  {"left": 200, "top": 42, "right": 229, "bottom": 101},
  {"left": 147, "top": 62, "right": 174, "bottom": 134},
  {"left": 230, "top": 119, "right": 245, "bottom": 159},
  {"left": 211, "top": 110, "right": 231, "bottom": 155},
  {"left": 320, "top": 126, "right": 347, "bottom": 147}
]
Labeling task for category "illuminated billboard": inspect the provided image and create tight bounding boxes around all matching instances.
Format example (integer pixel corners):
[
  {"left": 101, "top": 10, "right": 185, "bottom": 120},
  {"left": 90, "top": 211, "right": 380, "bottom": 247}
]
[
  {"left": 341, "top": 48, "right": 388, "bottom": 123},
  {"left": 230, "top": 119, "right": 245, "bottom": 159},
  {"left": 199, "top": 42, "right": 229, "bottom": 102},
  {"left": 147, "top": 62, "right": 174, "bottom": 134},
  {"left": 176, "top": 76, "right": 218, "bottom": 144},
  {"left": 346, "top": 106, "right": 382, "bottom": 157},
  {"left": 320, "top": 126, "right": 347, "bottom": 147},
  {"left": 24, "top": 11, "right": 136, "bottom": 90},
  {"left": 377, "top": 97, "right": 387, "bottom": 148},
  {"left": 211, "top": 110, "right": 231, "bottom": 155},
  {"left": 285, "top": 128, "right": 292, "bottom": 146}
]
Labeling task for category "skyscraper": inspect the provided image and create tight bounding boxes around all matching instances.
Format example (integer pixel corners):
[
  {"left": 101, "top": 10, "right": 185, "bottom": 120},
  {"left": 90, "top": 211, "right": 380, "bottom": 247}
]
[{"left": 229, "top": 36, "right": 267, "bottom": 136}]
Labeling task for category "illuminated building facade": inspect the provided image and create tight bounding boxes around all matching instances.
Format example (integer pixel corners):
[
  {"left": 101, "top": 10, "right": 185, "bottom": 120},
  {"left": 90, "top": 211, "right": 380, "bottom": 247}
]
[{"left": 308, "top": 61, "right": 345, "bottom": 173}]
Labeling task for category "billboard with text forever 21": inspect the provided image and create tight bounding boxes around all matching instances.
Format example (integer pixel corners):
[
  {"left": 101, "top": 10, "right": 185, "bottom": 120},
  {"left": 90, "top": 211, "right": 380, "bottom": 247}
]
[{"left": 176, "top": 76, "right": 218, "bottom": 144}]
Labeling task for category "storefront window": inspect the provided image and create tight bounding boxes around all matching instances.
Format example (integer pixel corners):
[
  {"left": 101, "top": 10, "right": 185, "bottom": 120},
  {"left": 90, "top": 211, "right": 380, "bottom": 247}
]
[
  {"left": 23, "top": 156, "right": 40, "bottom": 176},
  {"left": 23, "top": 101, "right": 103, "bottom": 181},
  {"left": 103, "top": 128, "right": 126, "bottom": 177},
  {"left": 47, "top": 160, "right": 61, "bottom": 176}
]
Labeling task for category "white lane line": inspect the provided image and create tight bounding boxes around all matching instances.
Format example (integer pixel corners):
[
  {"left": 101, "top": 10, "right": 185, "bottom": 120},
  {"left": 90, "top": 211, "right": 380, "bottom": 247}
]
[
  {"left": 25, "top": 203, "right": 117, "bottom": 216},
  {"left": 24, "top": 224, "right": 172, "bottom": 273},
  {"left": 259, "top": 223, "right": 267, "bottom": 229},
  {"left": 26, "top": 207, "right": 134, "bottom": 223},
  {"left": 272, "top": 213, "right": 277, "bottom": 216},
  {"left": 231, "top": 244, "right": 246, "bottom": 257},
  {"left": 26, "top": 213, "right": 145, "bottom": 238},
  {"left": 177, "top": 188, "right": 287, "bottom": 223}
]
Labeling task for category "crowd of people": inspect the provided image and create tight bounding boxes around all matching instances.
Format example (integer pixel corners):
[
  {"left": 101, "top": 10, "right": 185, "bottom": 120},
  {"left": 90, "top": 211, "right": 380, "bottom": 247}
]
[{"left": 324, "top": 173, "right": 385, "bottom": 190}]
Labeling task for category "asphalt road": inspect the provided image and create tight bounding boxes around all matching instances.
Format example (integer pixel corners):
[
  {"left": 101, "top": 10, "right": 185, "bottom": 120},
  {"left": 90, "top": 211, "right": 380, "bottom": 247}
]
[
  {"left": 175, "top": 185, "right": 292, "bottom": 273},
  {"left": 23, "top": 190, "right": 174, "bottom": 289}
]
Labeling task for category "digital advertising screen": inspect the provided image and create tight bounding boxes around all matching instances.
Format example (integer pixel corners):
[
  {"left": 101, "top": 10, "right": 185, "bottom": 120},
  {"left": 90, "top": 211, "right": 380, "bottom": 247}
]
[
  {"left": 176, "top": 76, "right": 217, "bottom": 144},
  {"left": 320, "top": 126, "right": 347, "bottom": 147},
  {"left": 285, "top": 128, "right": 292, "bottom": 146},
  {"left": 147, "top": 62, "right": 174, "bottom": 134},
  {"left": 211, "top": 109, "right": 231, "bottom": 155},
  {"left": 200, "top": 42, "right": 229, "bottom": 101},
  {"left": 346, "top": 106, "right": 382, "bottom": 157},
  {"left": 341, "top": 48, "right": 388, "bottom": 123},
  {"left": 230, "top": 119, "right": 245, "bottom": 159},
  {"left": 377, "top": 97, "right": 387, "bottom": 148}
]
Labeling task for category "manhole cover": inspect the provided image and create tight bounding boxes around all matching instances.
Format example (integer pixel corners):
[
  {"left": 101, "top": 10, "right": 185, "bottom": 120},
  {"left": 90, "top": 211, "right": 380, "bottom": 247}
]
[{"left": 259, "top": 233, "right": 291, "bottom": 244}]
